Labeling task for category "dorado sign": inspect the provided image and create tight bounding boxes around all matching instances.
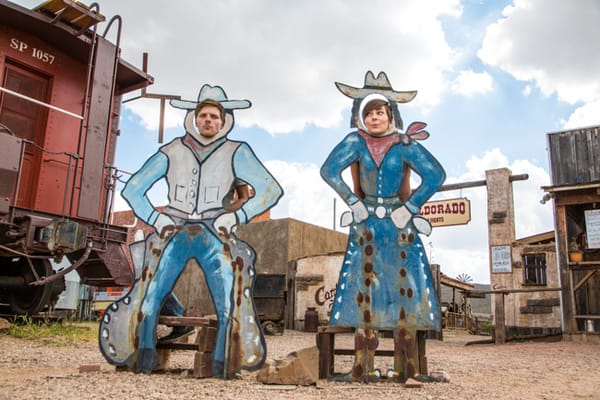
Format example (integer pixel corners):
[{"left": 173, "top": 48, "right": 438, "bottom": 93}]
[{"left": 420, "top": 198, "right": 471, "bottom": 227}]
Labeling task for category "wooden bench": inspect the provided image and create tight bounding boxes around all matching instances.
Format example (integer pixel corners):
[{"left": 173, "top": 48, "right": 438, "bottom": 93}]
[
  {"left": 315, "top": 326, "right": 428, "bottom": 379},
  {"left": 155, "top": 316, "right": 218, "bottom": 377}
]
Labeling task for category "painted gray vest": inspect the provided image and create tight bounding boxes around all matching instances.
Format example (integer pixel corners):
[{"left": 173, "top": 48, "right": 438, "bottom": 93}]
[{"left": 161, "top": 138, "right": 240, "bottom": 217}]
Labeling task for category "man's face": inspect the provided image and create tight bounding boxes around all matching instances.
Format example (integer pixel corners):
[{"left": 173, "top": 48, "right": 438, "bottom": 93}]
[{"left": 196, "top": 105, "right": 224, "bottom": 137}]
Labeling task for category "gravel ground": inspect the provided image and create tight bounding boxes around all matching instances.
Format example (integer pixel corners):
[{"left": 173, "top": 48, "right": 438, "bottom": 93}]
[{"left": 1, "top": 327, "right": 599, "bottom": 400}]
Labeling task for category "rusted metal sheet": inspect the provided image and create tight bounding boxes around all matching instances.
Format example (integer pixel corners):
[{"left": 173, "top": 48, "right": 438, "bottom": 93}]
[{"left": 75, "top": 243, "right": 133, "bottom": 287}]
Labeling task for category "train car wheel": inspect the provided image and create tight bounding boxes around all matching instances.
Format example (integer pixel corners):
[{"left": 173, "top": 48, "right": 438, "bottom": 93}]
[
  {"left": 261, "top": 320, "right": 277, "bottom": 335},
  {"left": 5, "top": 258, "right": 60, "bottom": 315}
]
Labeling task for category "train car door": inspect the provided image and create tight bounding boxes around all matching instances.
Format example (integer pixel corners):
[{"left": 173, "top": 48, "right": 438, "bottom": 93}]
[{"left": 0, "top": 61, "right": 50, "bottom": 209}]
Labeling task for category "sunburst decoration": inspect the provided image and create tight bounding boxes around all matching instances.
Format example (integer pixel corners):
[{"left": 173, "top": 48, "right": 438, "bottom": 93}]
[{"left": 456, "top": 273, "right": 473, "bottom": 283}]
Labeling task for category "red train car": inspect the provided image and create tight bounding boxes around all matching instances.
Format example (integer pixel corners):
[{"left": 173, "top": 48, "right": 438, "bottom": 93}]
[{"left": 0, "top": 0, "right": 153, "bottom": 314}]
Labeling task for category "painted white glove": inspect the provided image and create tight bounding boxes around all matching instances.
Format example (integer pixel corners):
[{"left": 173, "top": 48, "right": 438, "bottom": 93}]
[
  {"left": 391, "top": 206, "right": 433, "bottom": 236},
  {"left": 339, "top": 211, "right": 353, "bottom": 227},
  {"left": 413, "top": 216, "right": 433, "bottom": 236},
  {"left": 153, "top": 213, "right": 176, "bottom": 237},
  {"left": 391, "top": 205, "right": 412, "bottom": 229},
  {"left": 351, "top": 201, "right": 369, "bottom": 223},
  {"left": 213, "top": 212, "right": 237, "bottom": 235},
  {"left": 340, "top": 201, "right": 369, "bottom": 227}
]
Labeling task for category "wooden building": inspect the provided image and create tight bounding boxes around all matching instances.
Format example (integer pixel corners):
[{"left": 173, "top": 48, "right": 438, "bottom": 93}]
[
  {"left": 507, "top": 231, "right": 561, "bottom": 336},
  {"left": 485, "top": 168, "right": 562, "bottom": 342},
  {"left": 543, "top": 125, "right": 600, "bottom": 343}
]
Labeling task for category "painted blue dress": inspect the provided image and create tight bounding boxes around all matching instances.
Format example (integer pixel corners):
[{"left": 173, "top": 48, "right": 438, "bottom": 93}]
[{"left": 320, "top": 130, "right": 445, "bottom": 331}]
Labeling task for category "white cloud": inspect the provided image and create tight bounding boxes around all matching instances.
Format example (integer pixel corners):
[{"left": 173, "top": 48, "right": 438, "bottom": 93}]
[
  {"left": 112, "top": 191, "right": 130, "bottom": 212},
  {"left": 478, "top": 0, "right": 600, "bottom": 104},
  {"left": 124, "top": 98, "right": 185, "bottom": 132},
  {"left": 465, "top": 148, "right": 508, "bottom": 175},
  {"left": 430, "top": 246, "right": 490, "bottom": 284},
  {"left": 266, "top": 160, "right": 350, "bottom": 230},
  {"left": 450, "top": 70, "right": 493, "bottom": 97},
  {"left": 563, "top": 100, "right": 600, "bottom": 129},
  {"left": 428, "top": 148, "right": 553, "bottom": 283},
  {"left": 511, "top": 159, "right": 554, "bottom": 236},
  {"left": 112, "top": 178, "right": 169, "bottom": 213},
  {"left": 85, "top": 0, "right": 462, "bottom": 134}
]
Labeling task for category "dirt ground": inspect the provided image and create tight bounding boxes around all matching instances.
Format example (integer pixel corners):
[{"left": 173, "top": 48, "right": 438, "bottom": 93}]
[{"left": 0, "top": 327, "right": 599, "bottom": 400}]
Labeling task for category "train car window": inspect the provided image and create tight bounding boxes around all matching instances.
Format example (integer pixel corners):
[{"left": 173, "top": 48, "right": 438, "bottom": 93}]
[{"left": 0, "top": 61, "right": 50, "bottom": 208}]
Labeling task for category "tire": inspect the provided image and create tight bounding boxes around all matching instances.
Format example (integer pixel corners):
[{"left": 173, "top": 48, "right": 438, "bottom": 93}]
[
  {"left": 261, "top": 320, "right": 277, "bottom": 335},
  {"left": 3, "top": 257, "right": 64, "bottom": 315}
]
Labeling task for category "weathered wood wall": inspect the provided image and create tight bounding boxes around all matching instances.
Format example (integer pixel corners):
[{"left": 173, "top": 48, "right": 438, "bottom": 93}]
[{"left": 547, "top": 126, "right": 600, "bottom": 186}]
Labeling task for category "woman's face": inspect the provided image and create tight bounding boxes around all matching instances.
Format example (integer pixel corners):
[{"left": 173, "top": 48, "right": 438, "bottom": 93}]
[{"left": 364, "top": 105, "right": 390, "bottom": 136}]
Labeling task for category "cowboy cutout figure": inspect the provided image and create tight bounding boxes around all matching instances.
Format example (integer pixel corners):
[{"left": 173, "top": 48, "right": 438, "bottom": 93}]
[
  {"left": 99, "top": 84, "right": 283, "bottom": 378},
  {"left": 321, "top": 71, "right": 446, "bottom": 383}
]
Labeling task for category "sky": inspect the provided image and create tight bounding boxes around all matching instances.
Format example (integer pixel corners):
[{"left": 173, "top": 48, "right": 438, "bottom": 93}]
[{"left": 15, "top": 0, "right": 600, "bottom": 283}]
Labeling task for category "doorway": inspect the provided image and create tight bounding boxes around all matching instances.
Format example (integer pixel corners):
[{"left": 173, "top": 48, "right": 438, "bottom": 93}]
[{"left": 0, "top": 61, "right": 50, "bottom": 208}]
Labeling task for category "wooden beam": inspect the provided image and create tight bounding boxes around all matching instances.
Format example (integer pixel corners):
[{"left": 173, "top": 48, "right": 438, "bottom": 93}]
[
  {"left": 574, "top": 315, "right": 600, "bottom": 320},
  {"left": 158, "top": 316, "right": 217, "bottom": 327},
  {"left": 439, "top": 173, "right": 528, "bottom": 192},
  {"left": 440, "top": 275, "right": 474, "bottom": 291},
  {"left": 494, "top": 293, "right": 506, "bottom": 344},
  {"left": 573, "top": 270, "right": 598, "bottom": 292},
  {"left": 470, "top": 287, "right": 561, "bottom": 295},
  {"left": 556, "top": 205, "right": 576, "bottom": 333}
]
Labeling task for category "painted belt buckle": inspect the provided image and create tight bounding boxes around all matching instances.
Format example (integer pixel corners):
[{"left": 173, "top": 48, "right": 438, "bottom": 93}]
[{"left": 375, "top": 205, "right": 387, "bottom": 219}]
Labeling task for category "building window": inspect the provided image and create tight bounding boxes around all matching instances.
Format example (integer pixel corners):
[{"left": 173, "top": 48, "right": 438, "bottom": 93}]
[{"left": 523, "top": 254, "right": 547, "bottom": 286}]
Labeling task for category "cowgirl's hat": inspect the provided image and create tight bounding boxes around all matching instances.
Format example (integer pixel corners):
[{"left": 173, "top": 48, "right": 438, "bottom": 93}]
[
  {"left": 337, "top": 71, "right": 414, "bottom": 130},
  {"left": 335, "top": 71, "right": 417, "bottom": 103},
  {"left": 170, "top": 84, "right": 251, "bottom": 110}
]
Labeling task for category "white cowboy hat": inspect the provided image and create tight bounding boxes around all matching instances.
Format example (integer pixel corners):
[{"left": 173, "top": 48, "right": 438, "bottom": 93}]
[
  {"left": 335, "top": 71, "right": 417, "bottom": 103},
  {"left": 170, "top": 84, "right": 251, "bottom": 110}
]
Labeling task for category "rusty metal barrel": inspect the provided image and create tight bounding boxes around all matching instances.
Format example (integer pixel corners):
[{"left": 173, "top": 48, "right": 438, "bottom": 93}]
[{"left": 304, "top": 307, "right": 318, "bottom": 332}]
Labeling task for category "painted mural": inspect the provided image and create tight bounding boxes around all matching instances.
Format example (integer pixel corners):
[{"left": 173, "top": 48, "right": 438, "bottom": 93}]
[
  {"left": 98, "top": 84, "right": 283, "bottom": 378},
  {"left": 321, "top": 71, "right": 446, "bottom": 383}
]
